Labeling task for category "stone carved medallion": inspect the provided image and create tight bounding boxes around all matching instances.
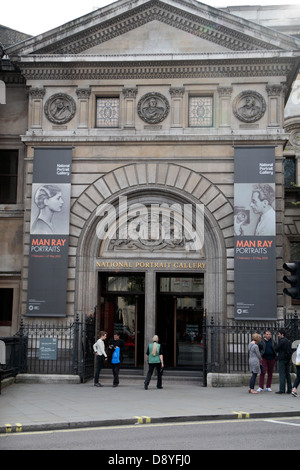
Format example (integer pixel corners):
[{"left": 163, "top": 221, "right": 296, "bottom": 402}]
[
  {"left": 44, "top": 93, "right": 76, "bottom": 124},
  {"left": 233, "top": 90, "right": 266, "bottom": 123},
  {"left": 289, "top": 130, "right": 300, "bottom": 148},
  {"left": 137, "top": 92, "right": 170, "bottom": 124}
]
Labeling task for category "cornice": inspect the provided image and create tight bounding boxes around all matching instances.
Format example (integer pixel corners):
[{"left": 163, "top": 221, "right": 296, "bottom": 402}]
[
  {"left": 9, "top": 0, "right": 299, "bottom": 58},
  {"left": 18, "top": 54, "right": 295, "bottom": 81}
]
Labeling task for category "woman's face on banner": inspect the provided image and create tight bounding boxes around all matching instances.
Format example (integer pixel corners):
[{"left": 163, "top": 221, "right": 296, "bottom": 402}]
[{"left": 46, "top": 192, "right": 64, "bottom": 212}]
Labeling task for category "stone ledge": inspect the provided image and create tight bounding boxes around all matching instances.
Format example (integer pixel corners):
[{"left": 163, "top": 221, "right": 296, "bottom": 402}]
[
  {"left": 207, "top": 372, "right": 296, "bottom": 387},
  {"left": 15, "top": 374, "right": 81, "bottom": 384}
]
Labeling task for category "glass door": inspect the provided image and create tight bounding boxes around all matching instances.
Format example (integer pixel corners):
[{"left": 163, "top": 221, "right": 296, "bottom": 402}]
[
  {"left": 98, "top": 274, "right": 145, "bottom": 368},
  {"left": 157, "top": 275, "right": 204, "bottom": 369}
]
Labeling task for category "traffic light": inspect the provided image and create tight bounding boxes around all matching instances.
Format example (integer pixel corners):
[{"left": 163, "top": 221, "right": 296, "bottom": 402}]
[{"left": 283, "top": 261, "right": 300, "bottom": 299}]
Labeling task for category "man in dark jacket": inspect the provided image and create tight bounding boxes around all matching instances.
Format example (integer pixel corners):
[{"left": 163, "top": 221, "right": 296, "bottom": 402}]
[
  {"left": 257, "top": 330, "right": 276, "bottom": 392},
  {"left": 275, "top": 329, "right": 292, "bottom": 394},
  {"left": 109, "top": 332, "right": 125, "bottom": 388}
]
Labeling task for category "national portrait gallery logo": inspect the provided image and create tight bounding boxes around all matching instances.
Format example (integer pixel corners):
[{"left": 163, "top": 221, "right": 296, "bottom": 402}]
[{"left": 95, "top": 196, "right": 204, "bottom": 252}]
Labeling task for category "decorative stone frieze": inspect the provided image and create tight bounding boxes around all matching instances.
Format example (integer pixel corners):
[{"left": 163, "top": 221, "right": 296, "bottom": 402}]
[
  {"left": 137, "top": 92, "right": 170, "bottom": 124},
  {"left": 233, "top": 90, "right": 266, "bottom": 123},
  {"left": 44, "top": 93, "right": 76, "bottom": 125}
]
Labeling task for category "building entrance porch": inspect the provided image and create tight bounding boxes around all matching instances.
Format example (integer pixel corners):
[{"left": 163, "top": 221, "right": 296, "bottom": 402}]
[{"left": 97, "top": 272, "right": 204, "bottom": 371}]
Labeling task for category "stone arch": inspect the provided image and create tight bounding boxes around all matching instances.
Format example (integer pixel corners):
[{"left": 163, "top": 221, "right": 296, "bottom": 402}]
[{"left": 71, "top": 162, "right": 233, "bottom": 321}]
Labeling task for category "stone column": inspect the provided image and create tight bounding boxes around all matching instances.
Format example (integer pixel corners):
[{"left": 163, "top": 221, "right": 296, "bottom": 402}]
[
  {"left": 76, "top": 88, "right": 91, "bottom": 128},
  {"left": 122, "top": 87, "right": 138, "bottom": 128},
  {"left": 169, "top": 87, "right": 185, "bottom": 128},
  {"left": 266, "top": 84, "right": 283, "bottom": 128},
  {"left": 28, "top": 87, "right": 45, "bottom": 129},
  {"left": 217, "top": 86, "right": 233, "bottom": 128}
]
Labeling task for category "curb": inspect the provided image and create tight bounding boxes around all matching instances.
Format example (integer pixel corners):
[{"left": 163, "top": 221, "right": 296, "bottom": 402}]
[{"left": 1, "top": 409, "right": 300, "bottom": 435}]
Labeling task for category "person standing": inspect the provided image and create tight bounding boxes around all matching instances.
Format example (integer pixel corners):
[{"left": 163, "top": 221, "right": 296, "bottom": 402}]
[
  {"left": 257, "top": 330, "right": 276, "bottom": 392},
  {"left": 248, "top": 333, "right": 262, "bottom": 394},
  {"left": 291, "top": 343, "right": 300, "bottom": 397},
  {"left": 275, "top": 329, "right": 292, "bottom": 394},
  {"left": 144, "top": 335, "right": 164, "bottom": 390},
  {"left": 93, "top": 331, "right": 107, "bottom": 387},
  {"left": 109, "top": 332, "right": 125, "bottom": 388}
]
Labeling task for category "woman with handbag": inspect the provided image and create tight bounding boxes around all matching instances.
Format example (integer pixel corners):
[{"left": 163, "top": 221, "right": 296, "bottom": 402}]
[{"left": 248, "top": 333, "right": 262, "bottom": 394}]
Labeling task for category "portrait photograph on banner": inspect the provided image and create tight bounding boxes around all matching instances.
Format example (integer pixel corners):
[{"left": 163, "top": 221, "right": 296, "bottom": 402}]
[
  {"left": 26, "top": 148, "right": 72, "bottom": 317},
  {"left": 234, "top": 146, "right": 277, "bottom": 320}
]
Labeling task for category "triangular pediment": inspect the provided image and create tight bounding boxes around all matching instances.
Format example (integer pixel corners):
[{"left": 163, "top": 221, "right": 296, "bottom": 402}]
[
  {"left": 83, "top": 20, "right": 229, "bottom": 55},
  {"left": 6, "top": 0, "right": 300, "bottom": 58}
]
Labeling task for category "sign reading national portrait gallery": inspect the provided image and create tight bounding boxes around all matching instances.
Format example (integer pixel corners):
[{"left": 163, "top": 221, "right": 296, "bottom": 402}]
[
  {"left": 234, "top": 146, "right": 276, "bottom": 320},
  {"left": 26, "top": 148, "right": 72, "bottom": 317}
]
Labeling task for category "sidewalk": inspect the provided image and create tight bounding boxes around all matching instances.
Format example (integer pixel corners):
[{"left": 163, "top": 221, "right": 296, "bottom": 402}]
[{"left": 1, "top": 375, "right": 300, "bottom": 434}]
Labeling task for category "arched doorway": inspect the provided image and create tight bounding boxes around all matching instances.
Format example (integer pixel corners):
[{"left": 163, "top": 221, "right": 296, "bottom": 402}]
[{"left": 73, "top": 163, "right": 229, "bottom": 369}]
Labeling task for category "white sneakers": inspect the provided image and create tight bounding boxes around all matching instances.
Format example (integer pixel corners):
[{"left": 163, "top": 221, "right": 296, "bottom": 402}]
[{"left": 256, "top": 387, "right": 272, "bottom": 392}]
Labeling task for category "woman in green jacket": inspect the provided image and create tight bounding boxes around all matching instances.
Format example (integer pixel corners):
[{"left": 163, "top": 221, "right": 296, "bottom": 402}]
[{"left": 144, "top": 335, "right": 164, "bottom": 390}]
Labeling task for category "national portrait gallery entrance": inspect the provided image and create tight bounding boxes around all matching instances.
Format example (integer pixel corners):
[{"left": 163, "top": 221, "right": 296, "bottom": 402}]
[{"left": 97, "top": 270, "right": 204, "bottom": 370}]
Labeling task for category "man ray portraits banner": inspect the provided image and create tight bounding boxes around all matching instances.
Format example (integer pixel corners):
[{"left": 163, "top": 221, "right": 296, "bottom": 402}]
[
  {"left": 26, "top": 148, "right": 72, "bottom": 317},
  {"left": 234, "top": 146, "right": 277, "bottom": 320}
]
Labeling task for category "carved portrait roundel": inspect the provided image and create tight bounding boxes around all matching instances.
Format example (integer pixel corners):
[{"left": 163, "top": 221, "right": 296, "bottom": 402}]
[
  {"left": 233, "top": 90, "right": 266, "bottom": 123},
  {"left": 44, "top": 93, "right": 76, "bottom": 125},
  {"left": 137, "top": 92, "right": 170, "bottom": 124}
]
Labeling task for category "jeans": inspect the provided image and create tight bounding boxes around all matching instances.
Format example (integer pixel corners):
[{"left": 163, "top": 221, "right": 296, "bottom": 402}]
[
  {"left": 278, "top": 360, "right": 292, "bottom": 393},
  {"left": 145, "top": 363, "right": 163, "bottom": 388},
  {"left": 259, "top": 358, "right": 276, "bottom": 389},
  {"left": 94, "top": 355, "right": 104, "bottom": 384},
  {"left": 112, "top": 363, "right": 120, "bottom": 385},
  {"left": 293, "top": 365, "right": 300, "bottom": 390},
  {"left": 249, "top": 372, "right": 257, "bottom": 390}
]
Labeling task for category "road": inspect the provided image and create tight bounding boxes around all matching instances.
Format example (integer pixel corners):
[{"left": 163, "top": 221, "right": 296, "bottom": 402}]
[{"left": 1, "top": 417, "right": 300, "bottom": 452}]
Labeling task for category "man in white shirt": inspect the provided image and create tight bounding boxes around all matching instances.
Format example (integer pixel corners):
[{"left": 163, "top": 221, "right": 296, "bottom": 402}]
[
  {"left": 250, "top": 184, "right": 276, "bottom": 236},
  {"left": 93, "top": 331, "right": 107, "bottom": 387}
]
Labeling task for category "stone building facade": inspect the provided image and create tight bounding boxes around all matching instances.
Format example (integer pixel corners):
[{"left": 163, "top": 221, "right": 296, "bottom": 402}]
[{"left": 1, "top": 0, "right": 300, "bottom": 369}]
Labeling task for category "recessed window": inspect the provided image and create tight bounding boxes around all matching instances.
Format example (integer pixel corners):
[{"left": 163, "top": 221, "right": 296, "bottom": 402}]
[
  {"left": 96, "top": 97, "right": 120, "bottom": 128},
  {"left": 189, "top": 96, "right": 213, "bottom": 127},
  {"left": 0, "top": 288, "right": 13, "bottom": 326},
  {"left": 0, "top": 150, "right": 18, "bottom": 203},
  {"left": 284, "top": 157, "right": 296, "bottom": 188}
]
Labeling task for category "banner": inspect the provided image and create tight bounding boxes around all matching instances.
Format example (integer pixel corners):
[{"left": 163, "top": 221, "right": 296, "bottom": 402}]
[
  {"left": 234, "top": 146, "right": 276, "bottom": 320},
  {"left": 26, "top": 148, "right": 72, "bottom": 317}
]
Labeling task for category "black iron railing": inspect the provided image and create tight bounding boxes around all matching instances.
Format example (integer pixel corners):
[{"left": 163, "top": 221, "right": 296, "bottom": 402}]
[{"left": 202, "top": 312, "right": 299, "bottom": 383}]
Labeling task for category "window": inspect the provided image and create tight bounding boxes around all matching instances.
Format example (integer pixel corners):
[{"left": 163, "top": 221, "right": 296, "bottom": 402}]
[
  {"left": 189, "top": 96, "right": 213, "bottom": 127},
  {"left": 290, "top": 242, "right": 300, "bottom": 261},
  {"left": 0, "top": 150, "right": 18, "bottom": 204},
  {"left": 96, "top": 97, "right": 120, "bottom": 128},
  {"left": 0, "top": 288, "right": 13, "bottom": 326},
  {"left": 284, "top": 157, "right": 296, "bottom": 188}
]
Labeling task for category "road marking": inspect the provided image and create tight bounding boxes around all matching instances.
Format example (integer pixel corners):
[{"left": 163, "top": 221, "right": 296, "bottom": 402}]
[
  {"left": 233, "top": 411, "right": 250, "bottom": 419},
  {"left": 134, "top": 416, "right": 151, "bottom": 424},
  {"left": 265, "top": 419, "right": 300, "bottom": 427}
]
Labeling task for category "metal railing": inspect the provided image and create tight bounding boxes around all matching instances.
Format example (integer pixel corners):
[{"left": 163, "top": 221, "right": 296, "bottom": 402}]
[
  {"left": 202, "top": 312, "right": 299, "bottom": 382},
  {"left": 0, "top": 315, "right": 96, "bottom": 384}
]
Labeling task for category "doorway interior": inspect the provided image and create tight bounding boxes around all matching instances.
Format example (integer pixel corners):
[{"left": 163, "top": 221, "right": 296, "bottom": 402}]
[
  {"left": 156, "top": 274, "right": 204, "bottom": 370},
  {"left": 98, "top": 273, "right": 145, "bottom": 368}
]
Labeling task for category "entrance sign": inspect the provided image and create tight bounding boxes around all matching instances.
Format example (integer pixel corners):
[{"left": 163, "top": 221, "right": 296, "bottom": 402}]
[
  {"left": 26, "top": 148, "right": 72, "bottom": 317},
  {"left": 234, "top": 146, "right": 276, "bottom": 320},
  {"left": 39, "top": 338, "right": 58, "bottom": 360}
]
